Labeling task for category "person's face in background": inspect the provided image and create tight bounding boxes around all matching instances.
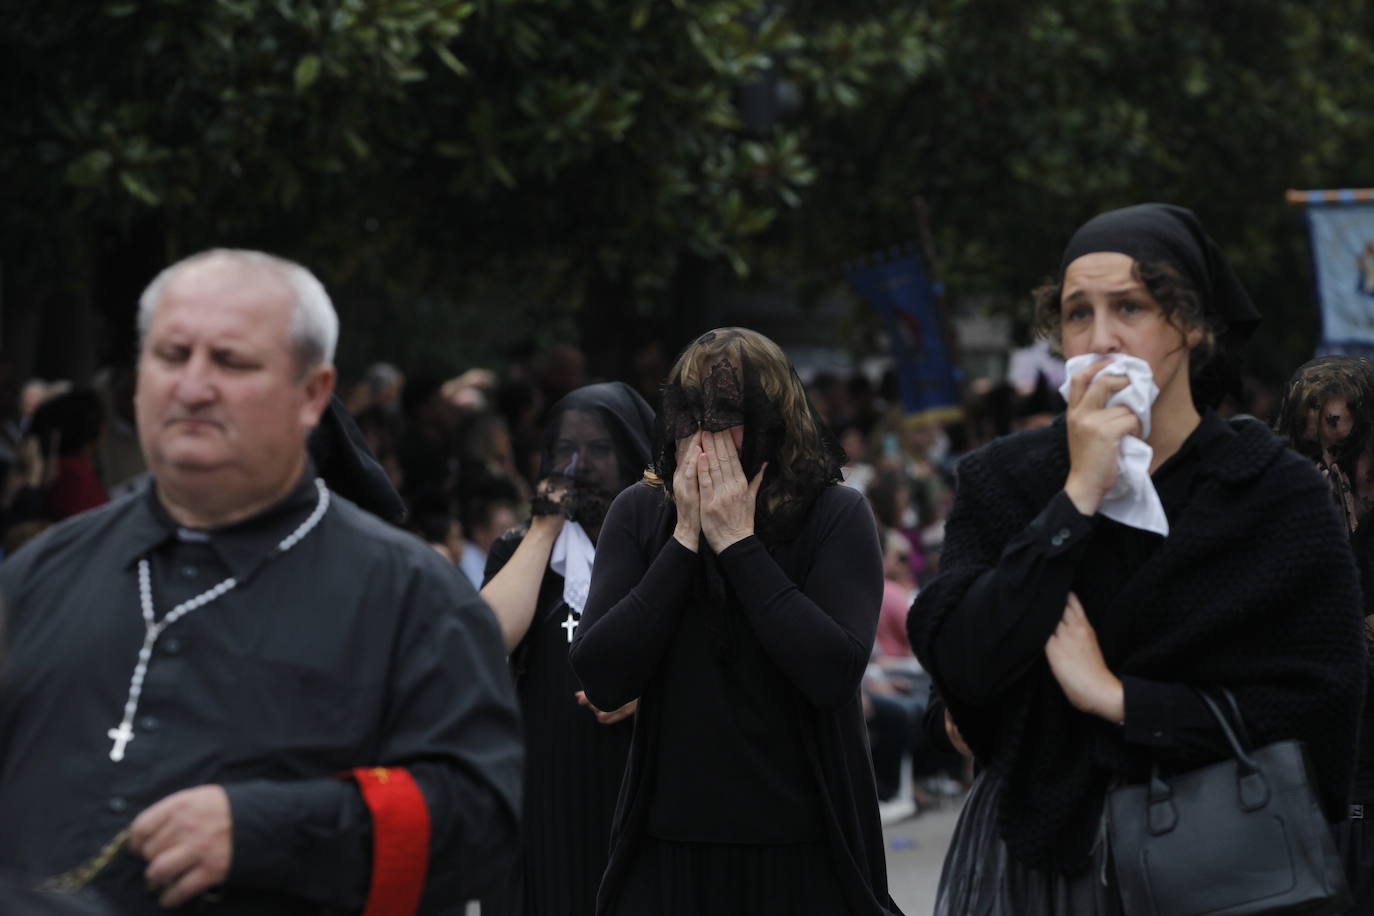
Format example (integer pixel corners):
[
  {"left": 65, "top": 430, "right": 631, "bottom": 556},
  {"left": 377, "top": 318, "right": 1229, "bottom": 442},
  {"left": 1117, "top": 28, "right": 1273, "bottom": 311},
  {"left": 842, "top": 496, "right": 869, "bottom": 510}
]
[
  {"left": 840, "top": 427, "right": 866, "bottom": 466},
  {"left": 1306, "top": 395, "right": 1373, "bottom": 523},
  {"left": 550, "top": 409, "right": 630, "bottom": 531},
  {"left": 470, "top": 502, "right": 518, "bottom": 554},
  {"left": 882, "top": 533, "right": 913, "bottom": 585},
  {"left": 552, "top": 410, "right": 621, "bottom": 493},
  {"left": 1303, "top": 396, "right": 1353, "bottom": 453}
]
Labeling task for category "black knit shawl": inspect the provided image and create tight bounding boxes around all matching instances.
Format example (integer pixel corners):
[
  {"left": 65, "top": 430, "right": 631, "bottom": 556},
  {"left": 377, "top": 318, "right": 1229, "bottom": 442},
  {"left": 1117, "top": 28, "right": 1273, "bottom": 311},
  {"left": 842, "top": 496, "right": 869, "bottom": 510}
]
[{"left": 909, "top": 416, "right": 1366, "bottom": 873}]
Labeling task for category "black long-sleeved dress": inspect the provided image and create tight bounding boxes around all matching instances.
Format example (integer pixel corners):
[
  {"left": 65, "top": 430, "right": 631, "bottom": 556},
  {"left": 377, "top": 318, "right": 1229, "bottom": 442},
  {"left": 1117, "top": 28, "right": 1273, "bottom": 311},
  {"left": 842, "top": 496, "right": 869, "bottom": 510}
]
[{"left": 571, "top": 481, "right": 903, "bottom": 916}]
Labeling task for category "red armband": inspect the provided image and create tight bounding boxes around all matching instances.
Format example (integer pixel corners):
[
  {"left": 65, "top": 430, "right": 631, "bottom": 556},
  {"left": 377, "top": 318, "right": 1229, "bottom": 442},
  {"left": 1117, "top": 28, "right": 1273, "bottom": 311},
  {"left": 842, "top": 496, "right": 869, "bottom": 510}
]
[{"left": 350, "top": 766, "right": 431, "bottom": 916}]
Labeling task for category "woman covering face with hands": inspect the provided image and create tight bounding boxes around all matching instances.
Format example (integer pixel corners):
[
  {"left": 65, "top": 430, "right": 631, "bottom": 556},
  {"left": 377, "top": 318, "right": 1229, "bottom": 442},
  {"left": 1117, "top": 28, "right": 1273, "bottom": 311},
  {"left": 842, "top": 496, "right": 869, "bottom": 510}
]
[
  {"left": 672, "top": 426, "right": 766, "bottom": 555},
  {"left": 571, "top": 328, "right": 902, "bottom": 916},
  {"left": 908, "top": 203, "right": 1365, "bottom": 914}
]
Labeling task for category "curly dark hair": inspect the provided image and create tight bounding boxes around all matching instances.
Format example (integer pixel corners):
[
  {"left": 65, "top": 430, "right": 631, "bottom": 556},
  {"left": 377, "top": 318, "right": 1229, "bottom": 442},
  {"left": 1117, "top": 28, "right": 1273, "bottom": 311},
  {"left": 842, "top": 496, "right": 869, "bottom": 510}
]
[{"left": 1031, "top": 260, "right": 1221, "bottom": 365}]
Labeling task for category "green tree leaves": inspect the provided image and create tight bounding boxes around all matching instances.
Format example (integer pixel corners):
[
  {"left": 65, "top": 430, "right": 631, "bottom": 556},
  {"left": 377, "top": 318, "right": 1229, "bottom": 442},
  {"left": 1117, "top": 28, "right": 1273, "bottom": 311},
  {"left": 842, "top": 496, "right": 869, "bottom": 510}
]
[{"left": 5, "top": 0, "right": 1374, "bottom": 379}]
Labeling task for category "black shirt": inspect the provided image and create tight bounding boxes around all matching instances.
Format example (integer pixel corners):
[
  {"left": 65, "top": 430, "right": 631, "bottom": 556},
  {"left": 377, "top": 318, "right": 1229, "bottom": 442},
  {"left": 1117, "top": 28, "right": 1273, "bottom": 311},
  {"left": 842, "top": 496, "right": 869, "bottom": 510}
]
[{"left": 0, "top": 471, "right": 523, "bottom": 914}]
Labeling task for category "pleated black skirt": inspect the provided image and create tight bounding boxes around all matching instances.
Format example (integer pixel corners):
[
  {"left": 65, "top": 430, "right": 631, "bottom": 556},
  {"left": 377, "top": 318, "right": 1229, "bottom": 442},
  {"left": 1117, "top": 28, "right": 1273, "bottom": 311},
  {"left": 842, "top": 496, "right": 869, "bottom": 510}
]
[
  {"left": 607, "top": 836, "right": 850, "bottom": 916},
  {"left": 934, "top": 769, "right": 1124, "bottom": 916}
]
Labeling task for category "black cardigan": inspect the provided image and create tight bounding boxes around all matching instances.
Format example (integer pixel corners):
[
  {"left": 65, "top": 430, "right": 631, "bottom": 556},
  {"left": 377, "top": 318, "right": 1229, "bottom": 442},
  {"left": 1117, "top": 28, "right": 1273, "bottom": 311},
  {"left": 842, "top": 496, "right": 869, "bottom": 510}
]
[
  {"left": 571, "top": 482, "right": 902, "bottom": 915},
  {"left": 909, "top": 415, "right": 1366, "bottom": 872}
]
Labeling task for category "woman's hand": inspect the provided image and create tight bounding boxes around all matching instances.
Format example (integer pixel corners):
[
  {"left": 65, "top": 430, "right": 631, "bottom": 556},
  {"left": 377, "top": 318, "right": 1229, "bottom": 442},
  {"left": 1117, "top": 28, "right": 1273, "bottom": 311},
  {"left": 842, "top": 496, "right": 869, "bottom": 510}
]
[
  {"left": 530, "top": 476, "right": 570, "bottom": 533},
  {"left": 1045, "top": 592, "right": 1124, "bottom": 723},
  {"left": 575, "top": 690, "right": 638, "bottom": 725},
  {"left": 1063, "top": 357, "right": 1142, "bottom": 516},
  {"left": 698, "top": 429, "right": 765, "bottom": 553},
  {"left": 672, "top": 431, "right": 703, "bottom": 551}
]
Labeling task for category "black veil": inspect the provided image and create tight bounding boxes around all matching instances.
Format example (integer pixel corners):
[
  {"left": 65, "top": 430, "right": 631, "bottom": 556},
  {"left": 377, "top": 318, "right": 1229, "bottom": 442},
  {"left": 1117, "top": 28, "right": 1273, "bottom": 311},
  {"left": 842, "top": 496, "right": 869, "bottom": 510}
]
[
  {"left": 534, "top": 382, "right": 656, "bottom": 528},
  {"left": 652, "top": 330, "right": 845, "bottom": 547}
]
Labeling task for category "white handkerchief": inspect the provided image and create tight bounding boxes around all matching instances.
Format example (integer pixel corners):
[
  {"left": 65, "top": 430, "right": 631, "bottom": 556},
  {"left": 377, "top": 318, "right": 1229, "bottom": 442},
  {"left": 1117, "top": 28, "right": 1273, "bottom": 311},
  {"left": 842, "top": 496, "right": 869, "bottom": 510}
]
[
  {"left": 549, "top": 520, "right": 596, "bottom": 615},
  {"left": 1058, "top": 354, "right": 1169, "bottom": 537}
]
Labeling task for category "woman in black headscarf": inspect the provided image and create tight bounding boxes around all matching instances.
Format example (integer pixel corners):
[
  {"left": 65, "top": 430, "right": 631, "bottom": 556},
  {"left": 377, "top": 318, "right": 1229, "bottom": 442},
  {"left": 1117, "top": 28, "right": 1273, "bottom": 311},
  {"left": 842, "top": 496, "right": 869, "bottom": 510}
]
[
  {"left": 907, "top": 203, "right": 1365, "bottom": 913},
  {"left": 570, "top": 328, "right": 901, "bottom": 915},
  {"left": 479, "top": 381, "right": 656, "bottom": 916},
  {"left": 1275, "top": 355, "right": 1374, "bottom": 913}
]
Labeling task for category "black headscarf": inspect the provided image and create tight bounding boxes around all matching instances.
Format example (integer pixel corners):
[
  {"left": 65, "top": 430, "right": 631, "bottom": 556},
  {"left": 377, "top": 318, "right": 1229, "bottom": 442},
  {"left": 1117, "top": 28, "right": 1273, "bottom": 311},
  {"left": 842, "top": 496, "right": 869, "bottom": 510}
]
[
  {"left": 1058, "top": 203, "right": 1262, "bottom": 343},
  {"left": 1057, "top": 203, "right": 1262, "bottom": 408},
  {"left": 535, "top": 382, "right": 656, "bottom": 528}
]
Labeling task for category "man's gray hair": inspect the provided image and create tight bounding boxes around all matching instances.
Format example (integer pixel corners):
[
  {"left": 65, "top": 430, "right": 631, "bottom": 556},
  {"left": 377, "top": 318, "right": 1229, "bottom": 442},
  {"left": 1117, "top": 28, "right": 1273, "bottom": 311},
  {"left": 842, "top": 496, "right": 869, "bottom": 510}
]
[{"left": 137, "top": 249, "right": 339, "bottom": 371}]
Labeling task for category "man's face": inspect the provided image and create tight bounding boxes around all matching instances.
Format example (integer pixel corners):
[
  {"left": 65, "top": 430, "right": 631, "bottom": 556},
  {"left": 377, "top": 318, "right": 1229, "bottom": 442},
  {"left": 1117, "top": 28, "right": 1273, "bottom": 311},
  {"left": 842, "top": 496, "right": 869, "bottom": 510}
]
[{"left": 135, "top": 259, "right": 333, "bottom": 500}]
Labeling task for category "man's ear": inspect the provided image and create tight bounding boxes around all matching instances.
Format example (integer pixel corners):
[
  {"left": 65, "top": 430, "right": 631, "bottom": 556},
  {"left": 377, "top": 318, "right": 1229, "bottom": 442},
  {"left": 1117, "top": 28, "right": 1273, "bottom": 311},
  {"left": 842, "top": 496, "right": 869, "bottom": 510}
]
[{"left": 300, "top": 363, "right": 337, "bottom": 429}]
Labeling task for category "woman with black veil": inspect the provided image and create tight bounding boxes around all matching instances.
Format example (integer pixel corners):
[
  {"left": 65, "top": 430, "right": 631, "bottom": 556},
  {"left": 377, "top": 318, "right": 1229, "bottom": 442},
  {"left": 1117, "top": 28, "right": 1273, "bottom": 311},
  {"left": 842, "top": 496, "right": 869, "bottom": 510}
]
[
  {"left": 570, "top": 328, "right": 902, "bottom": 915},
  {"left": 1274, "top": 354, "right": 1374, "bottom": 913},
  {"left": 479, "top": 381, "right": 656, "bottom": 916},
  {"left": 907, "top": 203, "right": 1365, "bottom": 913}
]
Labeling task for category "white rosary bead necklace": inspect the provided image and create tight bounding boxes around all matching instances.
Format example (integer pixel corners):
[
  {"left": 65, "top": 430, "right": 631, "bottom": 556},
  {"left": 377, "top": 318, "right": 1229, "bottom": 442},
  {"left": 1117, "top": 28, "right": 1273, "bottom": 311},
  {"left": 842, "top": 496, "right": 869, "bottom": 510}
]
[{"left": 106, "top": 479, "right": 331, "bottom": 762}]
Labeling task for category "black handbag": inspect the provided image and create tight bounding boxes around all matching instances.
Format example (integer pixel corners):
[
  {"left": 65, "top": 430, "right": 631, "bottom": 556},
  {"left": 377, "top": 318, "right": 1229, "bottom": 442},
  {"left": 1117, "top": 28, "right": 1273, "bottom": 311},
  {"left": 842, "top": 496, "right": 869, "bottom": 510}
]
[{"left": 1107, "top": 688, "right": 1351, "bottom": 916}]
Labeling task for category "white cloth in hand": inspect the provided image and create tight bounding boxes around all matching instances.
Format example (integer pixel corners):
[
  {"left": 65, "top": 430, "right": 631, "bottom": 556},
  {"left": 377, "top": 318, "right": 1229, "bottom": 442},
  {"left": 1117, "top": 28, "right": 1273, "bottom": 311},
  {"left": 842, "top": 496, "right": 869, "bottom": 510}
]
[
  {"left": 550, "top": 520, "right": 596, "bottom": 614},
  {"left": 1058, "top": 353, "right": 1169, "bottom": 536}
]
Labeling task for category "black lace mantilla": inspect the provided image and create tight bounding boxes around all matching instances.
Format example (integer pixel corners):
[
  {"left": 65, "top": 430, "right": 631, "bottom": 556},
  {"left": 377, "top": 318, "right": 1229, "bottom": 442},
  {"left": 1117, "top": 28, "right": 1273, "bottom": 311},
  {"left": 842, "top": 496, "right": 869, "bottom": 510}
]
[
  {"left": 661, "top": 358, "right": 747, "bottom": 438},
  {"left": 653, "top": 350, "right": 844, "bottom": 547}
]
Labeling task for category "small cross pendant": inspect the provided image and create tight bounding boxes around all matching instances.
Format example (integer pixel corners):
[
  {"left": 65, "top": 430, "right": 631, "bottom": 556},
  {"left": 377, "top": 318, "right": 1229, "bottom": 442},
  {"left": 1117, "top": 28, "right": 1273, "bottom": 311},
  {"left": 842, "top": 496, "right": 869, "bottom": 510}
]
[
  {"left": 108, "top": 723, "right": 135, "bottom": 762},
  {"left": 561, "top": 612, "right": 579, "bottom": 644}
]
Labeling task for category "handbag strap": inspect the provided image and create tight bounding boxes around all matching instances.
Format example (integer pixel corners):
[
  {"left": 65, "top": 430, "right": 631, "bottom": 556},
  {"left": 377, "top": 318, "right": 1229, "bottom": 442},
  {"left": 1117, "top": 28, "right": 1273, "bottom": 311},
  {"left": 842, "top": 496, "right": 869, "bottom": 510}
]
[
  {"left": 1218, "top": 686, "right": 1254, "bottom": 748},
  {"left": 1141, "top": 687, "right": 1271, "bottom": 834},
  {"left": 1197, "top": 688, "right": 1272, "bottom": 811},
  {"left": 1195, "top": 689, "right": 1257, "bottom": 767}
]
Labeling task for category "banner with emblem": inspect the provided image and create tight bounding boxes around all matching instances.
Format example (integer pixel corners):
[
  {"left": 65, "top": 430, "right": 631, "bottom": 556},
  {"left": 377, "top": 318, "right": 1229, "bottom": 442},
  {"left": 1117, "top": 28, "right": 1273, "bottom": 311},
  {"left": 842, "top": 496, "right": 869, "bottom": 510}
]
[
  {"left": 1290, "top": 189, "right": 1374, "bottom": 354},
  {"left": 845, "top": 245, "right": 963, "bottom": 424}
]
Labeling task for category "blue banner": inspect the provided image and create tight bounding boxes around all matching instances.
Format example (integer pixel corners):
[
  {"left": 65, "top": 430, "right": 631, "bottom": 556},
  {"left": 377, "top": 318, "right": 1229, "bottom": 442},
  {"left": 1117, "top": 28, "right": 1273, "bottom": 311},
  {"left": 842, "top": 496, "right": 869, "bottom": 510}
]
[
  {"left": 1307, "top": 202, "right": 1374, "bottom": 351},
  {"left": 845, "top": 247, "right": 962, "bottom": 423}
]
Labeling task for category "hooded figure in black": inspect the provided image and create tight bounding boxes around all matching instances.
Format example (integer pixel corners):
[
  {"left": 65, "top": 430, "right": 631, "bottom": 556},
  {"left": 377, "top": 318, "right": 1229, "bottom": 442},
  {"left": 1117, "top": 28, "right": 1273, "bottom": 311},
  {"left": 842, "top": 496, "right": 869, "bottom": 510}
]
[
  {"left": 907, "top": 204, "right": 1364, "bottom": 914},
  {"left": 480, "top": 381, "right": 655, "bottom": 916},
  {"left": 570, "top": 328, "right": 902, "bottom": 916}
]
